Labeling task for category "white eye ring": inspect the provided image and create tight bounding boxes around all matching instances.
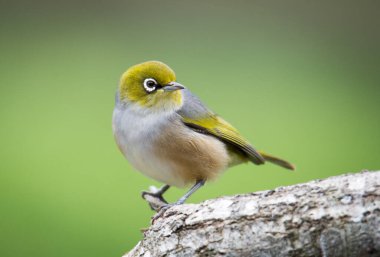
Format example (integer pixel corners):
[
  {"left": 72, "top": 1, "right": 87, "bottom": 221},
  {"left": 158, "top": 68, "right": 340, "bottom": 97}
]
[{"left": 143, "top": 78, "right": 157, "bottom": 93}]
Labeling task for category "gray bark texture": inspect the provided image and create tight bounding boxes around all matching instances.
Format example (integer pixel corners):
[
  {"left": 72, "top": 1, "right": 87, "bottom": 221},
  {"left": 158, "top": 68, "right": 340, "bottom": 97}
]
[{"left": 124, "top": 171, "right": 380, "bottom": 257}]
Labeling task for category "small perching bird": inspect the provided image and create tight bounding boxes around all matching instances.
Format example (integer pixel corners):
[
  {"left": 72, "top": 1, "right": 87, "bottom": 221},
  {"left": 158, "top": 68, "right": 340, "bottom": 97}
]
[{"left": 113, "top": 61, "right": 295, "bottom": 211}]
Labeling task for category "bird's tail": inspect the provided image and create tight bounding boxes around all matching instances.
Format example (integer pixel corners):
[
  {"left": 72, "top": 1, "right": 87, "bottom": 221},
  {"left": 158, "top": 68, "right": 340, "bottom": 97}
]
[{"left": 258, "top": 151, "right": 296, "bottom": 170}]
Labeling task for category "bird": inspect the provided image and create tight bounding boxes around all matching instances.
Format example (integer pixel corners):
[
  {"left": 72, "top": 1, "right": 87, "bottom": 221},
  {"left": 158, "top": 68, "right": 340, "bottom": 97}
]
[{"left": 112, "top": 61, "right": 295, "bottom": 210}]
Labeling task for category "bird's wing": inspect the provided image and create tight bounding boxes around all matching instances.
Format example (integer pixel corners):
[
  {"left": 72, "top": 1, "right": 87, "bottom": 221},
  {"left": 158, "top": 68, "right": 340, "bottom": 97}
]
[{"left": 177, "top": 89, "right": 265, "bottom": 165}]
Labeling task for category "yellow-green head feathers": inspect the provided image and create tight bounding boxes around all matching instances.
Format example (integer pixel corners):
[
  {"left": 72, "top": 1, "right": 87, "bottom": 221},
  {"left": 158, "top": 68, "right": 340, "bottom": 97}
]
[{"left": 119, "top": 61, "right": 184, "bottom": 111}]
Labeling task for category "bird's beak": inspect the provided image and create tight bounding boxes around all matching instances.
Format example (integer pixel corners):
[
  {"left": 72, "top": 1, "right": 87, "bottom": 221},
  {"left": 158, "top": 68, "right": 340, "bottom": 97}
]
[{"left": 163, "top": 82, "right": 185, "bottom": 92}]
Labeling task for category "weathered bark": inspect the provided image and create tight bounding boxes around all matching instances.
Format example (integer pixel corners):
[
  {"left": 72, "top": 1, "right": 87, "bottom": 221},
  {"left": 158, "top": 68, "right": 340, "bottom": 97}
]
[{"left": 124, "top": 171, "right": 380, "bottom": 257}]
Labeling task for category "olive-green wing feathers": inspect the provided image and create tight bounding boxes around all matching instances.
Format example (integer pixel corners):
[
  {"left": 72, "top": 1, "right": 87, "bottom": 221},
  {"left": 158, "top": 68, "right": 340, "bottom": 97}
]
[
  {"left": 177, "top": 89, "right": 295, "bottom": 170},
  {"left": 177, "top": 89, "right": 265, "bottom": 165},
  {"left": 182, "top": 114, "right": 266, "bottom": 165}
]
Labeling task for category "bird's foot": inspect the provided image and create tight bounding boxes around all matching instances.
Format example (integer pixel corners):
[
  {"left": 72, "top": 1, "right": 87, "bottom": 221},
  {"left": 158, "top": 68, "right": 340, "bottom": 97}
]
[
  {"left": 141, "top": 185, "right": 169, "bottom": 211},
  {"left": 151, "top": 202, "right": 182, "bottom": 223},
  {"left": 158, "top": 202, "right": 180, "bottom": 211}
]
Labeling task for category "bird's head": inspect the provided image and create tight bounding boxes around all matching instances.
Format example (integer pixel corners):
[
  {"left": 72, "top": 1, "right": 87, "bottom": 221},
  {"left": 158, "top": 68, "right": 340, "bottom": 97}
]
[{"left": 118, "top": 61, "right": 185, "bottom": 112}]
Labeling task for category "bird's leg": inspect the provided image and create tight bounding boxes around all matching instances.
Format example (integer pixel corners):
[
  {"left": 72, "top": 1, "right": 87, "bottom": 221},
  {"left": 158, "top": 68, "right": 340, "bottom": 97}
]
[
  {"left": 142, "top": 185, "right": 170, "bottom": 211},
  {"left": 146, "top": 180, "right": 206, "bottom": 214},
  {"left": 174, "top": 179, "right": 206, "bottom": 205},
  {"left": 151, "top": 180, "right": 206, "bottom": 221}
]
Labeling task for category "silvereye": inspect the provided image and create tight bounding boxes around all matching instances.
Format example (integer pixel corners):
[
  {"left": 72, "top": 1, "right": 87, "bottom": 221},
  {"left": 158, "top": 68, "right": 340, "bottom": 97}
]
[{"left": 113, "top": 61, "right": 295, "bottom": 210}]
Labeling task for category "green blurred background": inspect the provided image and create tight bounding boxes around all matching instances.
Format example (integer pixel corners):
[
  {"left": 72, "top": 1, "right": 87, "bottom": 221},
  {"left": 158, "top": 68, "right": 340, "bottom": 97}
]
[{"left": 1, "top": 0, "right": 379, "bottom": 256}]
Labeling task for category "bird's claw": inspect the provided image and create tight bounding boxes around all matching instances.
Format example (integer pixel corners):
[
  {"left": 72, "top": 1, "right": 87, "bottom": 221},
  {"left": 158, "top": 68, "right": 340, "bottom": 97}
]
[
  {"left": 141, "top": 191, "right": 168, "bottom": 204},
  {"left": 141, "top": 188, "right": 169, "bottom": 211},
  {"left": 151, "top": 203, "right": 180, "bottom": 223},
  {"left": 158, "top": 202, "right": 178, "bottom": 211}
]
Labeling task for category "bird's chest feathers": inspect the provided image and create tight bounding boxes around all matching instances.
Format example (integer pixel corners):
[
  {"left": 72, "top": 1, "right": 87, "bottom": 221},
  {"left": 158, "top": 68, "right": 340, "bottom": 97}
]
[
  {"left": 114, "top": 108, "right": 170, "bottom": 159},
  {"left": 113, "top": 107, "right": 181, "bottom": 183}
]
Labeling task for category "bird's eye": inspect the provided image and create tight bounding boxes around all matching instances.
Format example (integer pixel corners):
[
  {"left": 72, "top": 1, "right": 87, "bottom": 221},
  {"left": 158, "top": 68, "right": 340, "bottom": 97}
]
[{"left": 143, "top": 78, "right": 157, "bottom": 93}]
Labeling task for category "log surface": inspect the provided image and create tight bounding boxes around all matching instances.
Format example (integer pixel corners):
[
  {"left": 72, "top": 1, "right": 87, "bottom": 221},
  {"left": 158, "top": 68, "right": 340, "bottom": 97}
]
[{"left": 124, "top": 171, "right": 380, "bottom": 257}]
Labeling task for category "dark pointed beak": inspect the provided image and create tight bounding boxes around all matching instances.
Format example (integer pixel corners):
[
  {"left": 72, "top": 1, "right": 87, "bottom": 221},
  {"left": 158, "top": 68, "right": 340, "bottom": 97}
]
[{"left": 163, "top": 82, "right": 185, "bottom": 92}]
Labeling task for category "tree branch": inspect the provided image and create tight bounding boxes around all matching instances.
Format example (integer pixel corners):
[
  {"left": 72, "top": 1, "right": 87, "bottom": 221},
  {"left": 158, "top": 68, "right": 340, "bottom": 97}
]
[{"left": 124, "top": 171, "right": 380, "bottom": 257}]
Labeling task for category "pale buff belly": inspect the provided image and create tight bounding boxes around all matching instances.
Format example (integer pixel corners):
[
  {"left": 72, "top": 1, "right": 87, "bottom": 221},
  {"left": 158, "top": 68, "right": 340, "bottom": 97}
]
[{"left": 113, "top": 107, "right": 230, "bottom": 187}]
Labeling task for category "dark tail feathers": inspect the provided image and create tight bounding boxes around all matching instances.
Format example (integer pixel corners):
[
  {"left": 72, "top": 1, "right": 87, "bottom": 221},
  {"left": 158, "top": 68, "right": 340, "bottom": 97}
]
[{"left": 258, "top": 151, "right": 296, "bottom": 170}]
